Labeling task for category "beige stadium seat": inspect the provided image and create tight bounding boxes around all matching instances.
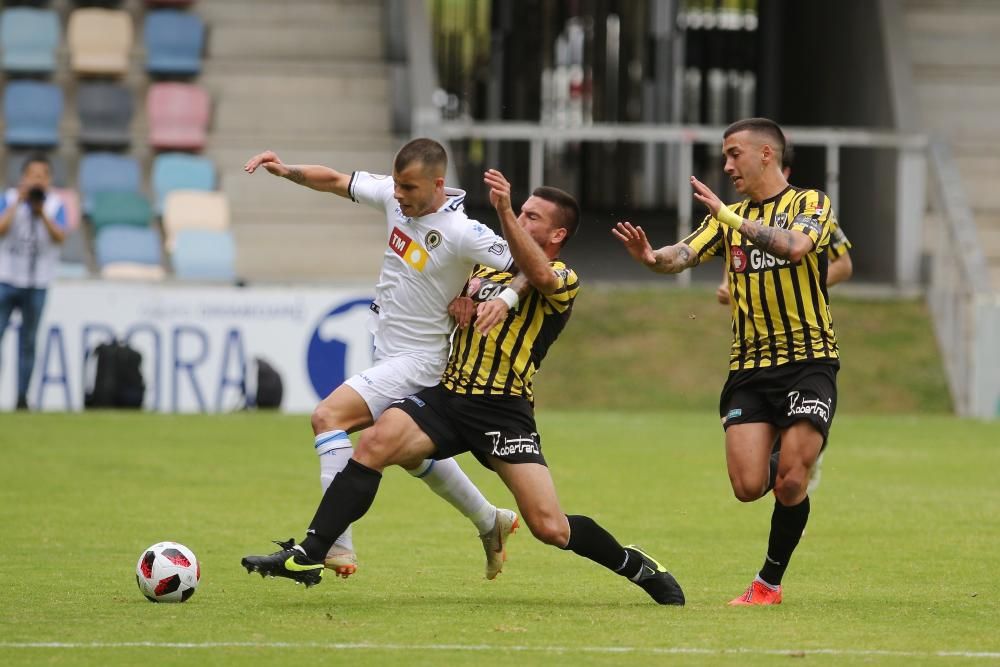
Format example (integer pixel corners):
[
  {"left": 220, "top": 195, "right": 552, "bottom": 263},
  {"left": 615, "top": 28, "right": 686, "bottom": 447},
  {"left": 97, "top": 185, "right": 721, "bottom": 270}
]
[
  {"left": 100, "top": 262, "right": 166, "bottom": 281},
  {"left": 68, "top": 8, "right": 133, "bottom": 76},
  {"left": 161, "top": 190, "right": 230, "bottom": 251}
]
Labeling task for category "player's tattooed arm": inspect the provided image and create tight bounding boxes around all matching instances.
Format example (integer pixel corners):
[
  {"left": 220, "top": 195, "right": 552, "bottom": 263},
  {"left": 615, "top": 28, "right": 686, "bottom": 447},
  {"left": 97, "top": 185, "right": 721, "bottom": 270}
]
[
  {"left": 285, "top": 167, "right": 306, "bottom": 184},
  {"left": 650, "top": 243, "right": 700, "bottom": 274},
  {"left": 508, "top": 273, "right": 532, "bottom": 300},
  {"left": 738, "top": 222, "right": 812, "bottom": 263}
]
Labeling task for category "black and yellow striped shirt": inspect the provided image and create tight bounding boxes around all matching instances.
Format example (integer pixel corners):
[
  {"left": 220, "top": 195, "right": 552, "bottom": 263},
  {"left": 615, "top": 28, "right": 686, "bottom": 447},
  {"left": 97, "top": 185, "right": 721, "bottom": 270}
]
[
  {"left": 827, "top": 213, "right": 852, "bottom": 259},
  {"left": 442, "top": 260, "right": 579, "bottom": 400},
  {"left": 683, "top": 186, "right": 839, "bottom": 370}
]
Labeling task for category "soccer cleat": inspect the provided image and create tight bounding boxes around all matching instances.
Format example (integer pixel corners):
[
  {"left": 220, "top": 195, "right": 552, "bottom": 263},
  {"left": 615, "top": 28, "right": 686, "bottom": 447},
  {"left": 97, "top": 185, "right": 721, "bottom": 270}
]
[
  {"left": 241, "top": 538, "right": 324, "bottom": 587},
  {"left": 480, "top": 508, "right": 519, "bottom": 580},
  {"left": 728, "top": 578, "right": 782, "bottom": 606},
  {"left": 624, "top": 545, "right": 685, "bottom": 606},
  {"left": 324, "top": 543, "right": 358, "bottom": 578}
]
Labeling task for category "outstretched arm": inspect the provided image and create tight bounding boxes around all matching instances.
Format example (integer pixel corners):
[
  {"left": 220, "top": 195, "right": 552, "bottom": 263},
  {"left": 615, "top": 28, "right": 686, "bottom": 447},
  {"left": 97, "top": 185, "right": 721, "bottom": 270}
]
[
  {"left": 483, "top": 169, "right": 562, "bottom": 295},
  {"left": 690, "top": 176, "right": 813, "bottom": 263},
  {"left": 612, "top": 222, "right": 699, "bottom": 274},
  {"left": 244, "top": 150, "right": 352, "bottom": 197}
]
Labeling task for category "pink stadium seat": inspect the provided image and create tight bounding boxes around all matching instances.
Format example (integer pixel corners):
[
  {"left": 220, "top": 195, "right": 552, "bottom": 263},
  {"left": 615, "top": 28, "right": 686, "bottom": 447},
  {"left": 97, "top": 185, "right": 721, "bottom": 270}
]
[
  {"left": 51, "top": 188, "right": 81, "bottom": 231},
  {"left": 147, "top": 82, "right": 210, "bottom": 150}
]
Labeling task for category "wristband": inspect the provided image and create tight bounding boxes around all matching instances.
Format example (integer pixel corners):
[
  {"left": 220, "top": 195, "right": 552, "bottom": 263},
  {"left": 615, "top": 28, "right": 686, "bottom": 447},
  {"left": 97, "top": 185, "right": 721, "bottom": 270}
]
[
  {"left": 716, "top": 205, "right": 744, "bottom": 230},
  {"left": 492, "top": 287, "right": 519, "bottom": 310}
]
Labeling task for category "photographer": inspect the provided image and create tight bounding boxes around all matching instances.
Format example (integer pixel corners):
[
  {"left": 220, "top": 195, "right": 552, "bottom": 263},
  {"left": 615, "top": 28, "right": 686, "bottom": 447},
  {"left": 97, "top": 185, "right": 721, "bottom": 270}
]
[{"left": 0, "top": 155, "right": 67, "bottom": 410}]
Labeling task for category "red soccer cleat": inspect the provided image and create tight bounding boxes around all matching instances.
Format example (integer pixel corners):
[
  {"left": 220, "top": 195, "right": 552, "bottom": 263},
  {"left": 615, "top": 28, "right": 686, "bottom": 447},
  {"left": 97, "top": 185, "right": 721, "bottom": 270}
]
[{"left": 728, "top": 579, "right": 782, "bottom": 606}]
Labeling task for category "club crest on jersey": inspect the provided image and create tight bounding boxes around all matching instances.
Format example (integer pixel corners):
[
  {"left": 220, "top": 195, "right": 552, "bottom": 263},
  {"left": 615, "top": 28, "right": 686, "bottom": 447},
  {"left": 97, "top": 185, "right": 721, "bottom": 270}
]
[
  {"left": 389, "top": 227, "right": 428, "bottom": 271},
  {"left": 424, "top": 229, "right": 442, "bottom": 250},
  {"left": 774, "top": 212, "right": 789, "bottom": 229},
  {"left": 731, "top": 246, "right": 748, "bottom": 273}
]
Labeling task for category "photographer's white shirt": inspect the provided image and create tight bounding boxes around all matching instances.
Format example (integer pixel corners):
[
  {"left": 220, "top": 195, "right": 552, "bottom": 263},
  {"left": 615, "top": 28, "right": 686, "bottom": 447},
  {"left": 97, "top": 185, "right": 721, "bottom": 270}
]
[{"left": 0, "top": 188, "right": 67, "bottom": 288}]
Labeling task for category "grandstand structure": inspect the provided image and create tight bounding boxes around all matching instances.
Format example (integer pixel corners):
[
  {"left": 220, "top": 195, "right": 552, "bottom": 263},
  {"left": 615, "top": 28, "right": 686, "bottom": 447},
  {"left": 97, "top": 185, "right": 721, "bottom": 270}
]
[{"left": 0, "top": 0, "right": 996, "bottom": 417}]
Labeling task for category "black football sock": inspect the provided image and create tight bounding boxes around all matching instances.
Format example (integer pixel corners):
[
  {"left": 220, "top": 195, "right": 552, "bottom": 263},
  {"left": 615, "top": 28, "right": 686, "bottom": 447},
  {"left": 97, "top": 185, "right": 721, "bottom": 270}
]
[
  {"left": 560, "top": 514, "right": 641, "bottom": 578},
  {"left": 758, "top": 495, "right": 810, "bottom": 586},
  {"left": 300, "top": 459, "right": 382, "bottom": 561}
]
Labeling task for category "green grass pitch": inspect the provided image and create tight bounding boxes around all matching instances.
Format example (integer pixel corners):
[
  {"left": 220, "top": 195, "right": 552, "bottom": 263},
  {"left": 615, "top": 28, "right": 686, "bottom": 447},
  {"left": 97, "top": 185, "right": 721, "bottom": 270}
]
[{"left": 2, "top": 411, "right": 998, "bottom": 666}]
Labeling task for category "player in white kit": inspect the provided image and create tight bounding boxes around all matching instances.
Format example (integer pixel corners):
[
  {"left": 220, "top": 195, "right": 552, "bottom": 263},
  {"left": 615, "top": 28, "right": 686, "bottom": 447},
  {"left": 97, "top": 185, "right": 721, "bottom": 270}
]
[{"left": 243, "top": 139, "right": 521, "bottom": 581}]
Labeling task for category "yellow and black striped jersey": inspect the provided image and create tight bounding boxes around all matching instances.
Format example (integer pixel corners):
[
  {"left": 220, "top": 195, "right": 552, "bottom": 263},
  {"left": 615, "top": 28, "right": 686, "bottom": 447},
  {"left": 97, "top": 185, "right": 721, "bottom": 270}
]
[
  {"left": 683, "top": 186, "right": 839, "bottom": 370},
  {"left": 441, "top": 260, "right": 579, "bottom": 400},
  {"left": 827, "top": 213, "right": 852, "bottom": 259}
]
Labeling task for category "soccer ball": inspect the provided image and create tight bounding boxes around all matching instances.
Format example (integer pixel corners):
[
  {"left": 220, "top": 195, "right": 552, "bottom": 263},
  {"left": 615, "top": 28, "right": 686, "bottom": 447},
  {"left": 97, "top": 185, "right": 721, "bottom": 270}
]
[{"left": 135, "top": 542, "right": 200, "bottom": 603}]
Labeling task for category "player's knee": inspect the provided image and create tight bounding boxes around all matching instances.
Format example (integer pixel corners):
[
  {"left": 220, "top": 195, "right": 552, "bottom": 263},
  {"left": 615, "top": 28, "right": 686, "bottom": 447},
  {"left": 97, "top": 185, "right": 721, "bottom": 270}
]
[
  {"left": 311, "top": 402, "right": 337, "bottom": 434},
  {"left": 355, "top": 426, "right": 397, "bottom": 468},
  {"left": 730, "top": 475, "right": 768, "bottom": 503},
  {"left": 524, "top": 510, "right": 569, "bottom": 547},
  {"left": 774, "top": 470, "right": 808, "bottom": 504}
]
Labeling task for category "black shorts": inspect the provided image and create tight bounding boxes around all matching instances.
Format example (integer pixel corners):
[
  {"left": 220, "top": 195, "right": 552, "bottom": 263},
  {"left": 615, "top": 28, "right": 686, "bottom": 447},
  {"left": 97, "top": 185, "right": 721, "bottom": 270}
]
[
  {"left": 389, "top": 384, "right": 547, "bottom": 470},
  {"left": 719, "top": 360, "right": 839, "bottom": 444}
]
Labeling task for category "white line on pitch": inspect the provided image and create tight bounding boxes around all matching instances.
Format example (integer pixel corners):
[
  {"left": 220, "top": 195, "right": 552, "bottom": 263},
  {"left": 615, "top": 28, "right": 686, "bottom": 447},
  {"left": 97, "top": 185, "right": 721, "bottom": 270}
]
[{"left": 1, "top": 642, "right": 999, "bottom": 659}]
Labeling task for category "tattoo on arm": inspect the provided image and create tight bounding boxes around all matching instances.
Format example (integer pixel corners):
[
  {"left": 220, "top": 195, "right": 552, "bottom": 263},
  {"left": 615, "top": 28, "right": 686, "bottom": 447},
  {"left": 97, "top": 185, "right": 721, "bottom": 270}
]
[
  {"left": 740, "top": 223, "right": 795, "bottom": 260},
  {"left": 286, "top": 167, "right": 306, "bottom": 184},
  {"left": 652, "top": 244, "right": 699, "bottom": 273}
]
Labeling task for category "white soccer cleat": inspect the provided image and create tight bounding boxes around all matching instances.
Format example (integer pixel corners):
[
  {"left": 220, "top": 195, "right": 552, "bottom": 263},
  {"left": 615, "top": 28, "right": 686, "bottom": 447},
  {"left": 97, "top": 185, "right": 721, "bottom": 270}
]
[
  {"left": 480, "top": 508, "right": 519, "bottom": 580},
  {"left": 324, "top": 544, "right": 358, "bottom": 578}
]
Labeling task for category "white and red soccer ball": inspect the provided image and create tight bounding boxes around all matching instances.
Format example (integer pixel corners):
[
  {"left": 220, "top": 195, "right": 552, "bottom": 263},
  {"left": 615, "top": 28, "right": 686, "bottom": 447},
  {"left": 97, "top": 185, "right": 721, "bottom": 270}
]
[{"left": 135, "top": 542, "right": 200, "bottom": 602}]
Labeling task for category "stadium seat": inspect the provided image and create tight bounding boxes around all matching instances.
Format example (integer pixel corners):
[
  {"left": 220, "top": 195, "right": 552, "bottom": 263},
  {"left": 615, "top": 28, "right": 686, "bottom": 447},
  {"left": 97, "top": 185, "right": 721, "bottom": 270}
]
[
  {"left": 145, "top": 10, "right": 205, "bottom": 76},
  {"left": 6, "top": 152, "right": 68, "bottom": 188},
  {"left": 95, "top": 226, "right": 162, "bottom": 268},
  {"left": 172, "top": 229, "right": 236, "bottom": 282},
  {"left": 77, "top": 152, "right": 141, "bottom": 214},
  {"left": 161, "top": 190, "right": 229, "bottom": 250},
  {"left": 90, "top": 192, "right": 153, "bottom": 230},
  {"left": 152, "top": 153, "right": 215, "bottom": 214},
  {"left": 0, "top": 7, "right": 60, "bottom": 74},
  {"left": 67, "top": 7, "right": 132, "bottom": 76},
  {"left": 100, "top": 262, "right": 166, "bottom": 280},
  {"left": 77, "top": 82, "right": 133, "bottom": 148},
  {"left": 3, "top": 81, "right": 62, "bottom": 148},
  {"left": 146, "top": 1, "right": 195, "bottom": 7},
  {"left": 147, "top": 83, "right": 210, "bottom": 150}
]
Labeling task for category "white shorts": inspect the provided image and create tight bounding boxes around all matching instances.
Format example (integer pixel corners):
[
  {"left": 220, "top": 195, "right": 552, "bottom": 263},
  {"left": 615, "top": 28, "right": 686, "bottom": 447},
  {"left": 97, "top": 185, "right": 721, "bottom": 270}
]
[{"left": 344, "top": 353, "right": 446, "bottom": 420}]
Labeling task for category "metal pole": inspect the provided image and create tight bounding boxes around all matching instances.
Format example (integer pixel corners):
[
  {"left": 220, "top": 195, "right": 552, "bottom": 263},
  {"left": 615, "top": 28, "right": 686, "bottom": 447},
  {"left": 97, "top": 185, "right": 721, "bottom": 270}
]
[
  {"left": 529, "top": 139, "right": 544, "bottom": 191},
  {"left": 676, "top": 138, "right": 693, "bottom": 286},
  {"left": 825, "top": 142, "right": 840, "bottom": 213}
]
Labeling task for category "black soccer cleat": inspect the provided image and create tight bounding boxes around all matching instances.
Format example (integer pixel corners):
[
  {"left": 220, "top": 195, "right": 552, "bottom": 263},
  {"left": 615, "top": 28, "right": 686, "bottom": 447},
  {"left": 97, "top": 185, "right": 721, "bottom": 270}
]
[
  {"left": 241, "top": 538, "right": 324, "bottom": 588},
  {"left": 624, "top": 545, "right": 685, "bottom": 606}
]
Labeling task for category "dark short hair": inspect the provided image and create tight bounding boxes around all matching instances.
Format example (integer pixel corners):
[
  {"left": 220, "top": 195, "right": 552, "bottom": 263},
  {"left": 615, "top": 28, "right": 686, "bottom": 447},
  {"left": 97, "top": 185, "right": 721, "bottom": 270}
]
[
  {"left": 393, "top": 138, "right": 447, "bottom": 176},
  {"left": 532, "top": 186, "right": 580, "bottom": 248},
  {"left": 21, "top": 153, "right": 51, "bottom": 175},
  {"left": 724, "top": 117, "right": 786, "bottom": 164}
]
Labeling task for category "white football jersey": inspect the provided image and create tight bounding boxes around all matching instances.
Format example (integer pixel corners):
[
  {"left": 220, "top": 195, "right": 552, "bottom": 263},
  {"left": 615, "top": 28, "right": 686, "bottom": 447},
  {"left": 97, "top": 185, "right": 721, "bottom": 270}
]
[{"left": 349, "top": 171, "right": 514, "bottom": 364}]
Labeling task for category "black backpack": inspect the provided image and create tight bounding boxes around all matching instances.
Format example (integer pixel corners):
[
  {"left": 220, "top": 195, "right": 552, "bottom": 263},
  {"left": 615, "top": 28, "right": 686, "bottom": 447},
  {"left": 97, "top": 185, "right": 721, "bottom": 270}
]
[
  {"left": 84, "top": 341, "right": 146, "bottom": 409},
  {"left": 243, "top": 357, "right": 283, "bottom": 409}
]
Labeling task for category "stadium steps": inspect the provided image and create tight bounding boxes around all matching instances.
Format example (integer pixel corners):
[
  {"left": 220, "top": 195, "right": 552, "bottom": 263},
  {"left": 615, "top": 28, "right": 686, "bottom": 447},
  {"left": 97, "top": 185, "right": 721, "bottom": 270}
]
[
  {"left": 903, "top": 0, "right": 1000, "bottom": 289},
  {"left": 198, "top": 0, "right": 396, "bottom": 282}
]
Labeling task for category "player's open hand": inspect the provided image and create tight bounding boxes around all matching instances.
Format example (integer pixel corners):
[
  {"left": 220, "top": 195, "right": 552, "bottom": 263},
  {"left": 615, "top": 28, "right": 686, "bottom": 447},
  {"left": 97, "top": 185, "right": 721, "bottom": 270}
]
[
  {"left": 449, "top": 295, "right": 477, "bottom": 329},
  {"left": 475, "top": 298, "right": 510, "bottom": 335},
  {"left": 244, "top": 150, "right": 289, "bottom": 178},
  {"left": 715, "top": 280, "right": 731, "bottom": 305},
  {"left": 690, "top": 176, "right": 724, "bottom": 218},
  {"left": 484, "top": 169, "right": 513, "bottom": 214},
  {"left": 612, "top": 222, "right": 657, "bottom": 267}
]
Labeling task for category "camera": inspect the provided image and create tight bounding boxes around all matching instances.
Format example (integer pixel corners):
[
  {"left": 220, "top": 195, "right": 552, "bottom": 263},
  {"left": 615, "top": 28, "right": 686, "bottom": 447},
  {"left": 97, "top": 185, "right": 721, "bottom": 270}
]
[{"left": 27, "top": 187, "right": 46, "bottom": 204}]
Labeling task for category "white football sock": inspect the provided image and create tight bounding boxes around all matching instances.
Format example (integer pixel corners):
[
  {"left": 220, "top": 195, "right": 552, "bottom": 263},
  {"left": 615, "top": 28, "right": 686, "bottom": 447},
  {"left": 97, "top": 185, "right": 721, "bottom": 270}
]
[
  {"left": 314, "top": 430, "right": 354, "bottom": 552},
  {"left": 408, "top": 458, "right": 496, "bottom": 534}
]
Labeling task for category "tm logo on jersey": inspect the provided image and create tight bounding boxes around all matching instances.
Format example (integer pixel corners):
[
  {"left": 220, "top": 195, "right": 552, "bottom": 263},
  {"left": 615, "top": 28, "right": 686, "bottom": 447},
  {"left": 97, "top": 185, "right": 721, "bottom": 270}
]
[{"left": 389, "top": 227, "right": 428, "bottom": 271}]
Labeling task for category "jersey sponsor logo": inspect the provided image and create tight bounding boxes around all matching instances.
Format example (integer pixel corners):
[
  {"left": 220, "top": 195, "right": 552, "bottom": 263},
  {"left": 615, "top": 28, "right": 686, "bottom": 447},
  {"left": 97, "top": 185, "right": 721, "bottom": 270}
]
[
  {"left": 424, "top": 230, "right": 442, "bottom": 250},
  {"left": 731, "top": 247, "right": 748, "bottom": 273},
  {"left": 785, "top": 390, "right": 832, "bottom": 422},
  {"left": 486, "top": 431, "right": 540, "bottom": 458},
  {"left": 488, "top": 241, "right": 508, "bottom": 256},
  {"left": 389, "top": 227, "right": 428, "bottom": 271},
  {"left": 468, "top": 277, "right": 508, "bottom": 302}
]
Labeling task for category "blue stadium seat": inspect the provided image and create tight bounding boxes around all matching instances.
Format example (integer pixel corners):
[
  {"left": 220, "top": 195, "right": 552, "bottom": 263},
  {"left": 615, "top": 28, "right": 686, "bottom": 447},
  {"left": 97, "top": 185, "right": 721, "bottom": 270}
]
[
  {"left": 145, "top": 10, "right": 204, "bottom": 76},
  {"left": 1, "top": 7, "right": 60, "bottom": 74},
  {"left": 77, "top": 82, "right": 133, "bottom": 148},
  {"left": 90, "top": 192, "right": 153, "bottom": 230},
  {"left": 172, "top": 229, "right": 236, "bottom": 282},
  {"left": 151, "top": 153, "right": 215, "bottom": 214},
  {"left": 3, "top": 81, "right": 62, "bottom": 148},
  {"left": 77, "top": 152, "right": 141, "bottom": 215},
  {"left": 95, "top": 225, "right": 162, "bottom": 268}
]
